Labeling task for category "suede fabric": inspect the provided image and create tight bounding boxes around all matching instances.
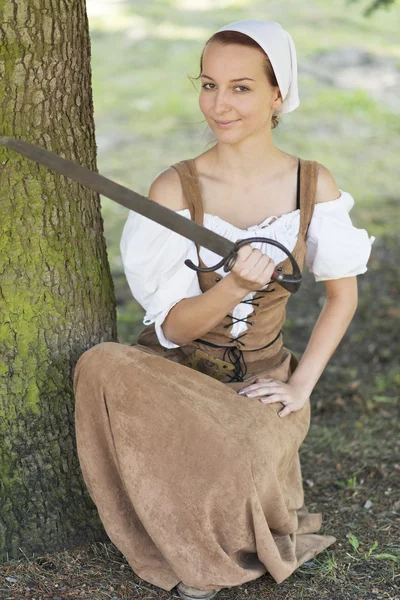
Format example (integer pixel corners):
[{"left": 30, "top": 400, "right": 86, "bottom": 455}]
[{"left": 73, "top": 157, "right": 336, "bottom": 592}]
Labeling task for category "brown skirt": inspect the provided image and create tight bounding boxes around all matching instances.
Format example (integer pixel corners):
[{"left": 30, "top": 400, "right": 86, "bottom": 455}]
[{"left": 73, "top": 341, "right": 335, "bottom": 592}]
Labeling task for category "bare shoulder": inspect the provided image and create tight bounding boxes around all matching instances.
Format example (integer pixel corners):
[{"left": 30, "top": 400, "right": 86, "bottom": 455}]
[
  {"left": 147, "top": 166, "right": 186, "bottom": 210},
  {"left": 315, "top": 163, "right": 341, "bottom": 204}
]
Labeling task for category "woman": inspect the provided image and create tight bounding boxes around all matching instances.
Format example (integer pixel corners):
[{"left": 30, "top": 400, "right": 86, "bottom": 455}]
[{"left": 74, "top": 20, "right": 374, "bottom": 600}]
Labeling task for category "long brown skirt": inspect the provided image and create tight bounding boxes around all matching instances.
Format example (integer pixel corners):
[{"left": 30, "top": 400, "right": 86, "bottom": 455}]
[{"left": 73, "top": 341, "right": 335, "bottom": 592}]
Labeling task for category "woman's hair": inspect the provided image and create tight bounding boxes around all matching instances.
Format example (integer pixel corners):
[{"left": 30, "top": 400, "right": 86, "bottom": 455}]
[{"left": 190, "top": 30, "right": 281, "bottom": 129}]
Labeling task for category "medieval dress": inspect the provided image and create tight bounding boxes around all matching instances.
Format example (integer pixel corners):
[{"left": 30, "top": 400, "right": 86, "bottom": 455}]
[{"left": 73, "top": 158, "right": 374, "bottom": 592}]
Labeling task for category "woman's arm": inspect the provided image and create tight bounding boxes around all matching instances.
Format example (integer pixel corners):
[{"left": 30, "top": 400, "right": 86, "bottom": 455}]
[
  {"left": 163, "top": 272, "right": 258, "bottom": 346},
  {"left": 238, "top": 163, "right": 362, "bottom": 417},
  {"left": 288, "top": 276, "right": 358, "bottom": 395},
  {"left": 238, "top": 277, "right": 358, "bottom": 417},
  {"left": 148, "top": 168, "right": 276, "bottom": 346},
  {"left": 288, "top": 163, "right": 359, "bottom": 393},
  {"left": 239, "top": 277, "right": 358, "bottom": 417},
  {"left": 162, "top": 246, "right": 277, "bottom": 345}
]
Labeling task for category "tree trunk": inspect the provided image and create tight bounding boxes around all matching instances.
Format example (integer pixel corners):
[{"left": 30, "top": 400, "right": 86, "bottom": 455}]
[{"left": 0, "top": 0, "right": 117, "bottom": 559}]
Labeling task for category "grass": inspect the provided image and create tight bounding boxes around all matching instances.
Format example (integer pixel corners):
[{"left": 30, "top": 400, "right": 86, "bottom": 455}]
[
  {"left": 1, "top": 244, "right": 399, "bottom": 600},
  {"left": 85, "top": 0, "right": 400, "bottom": 343},
  {"left": 1, "top": 386, "right": 399, "bottom": 598}
]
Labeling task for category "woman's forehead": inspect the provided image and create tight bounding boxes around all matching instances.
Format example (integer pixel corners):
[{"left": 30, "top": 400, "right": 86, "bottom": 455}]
[{"left": 202, "top": 42, "right": 265, "bottom": 79}]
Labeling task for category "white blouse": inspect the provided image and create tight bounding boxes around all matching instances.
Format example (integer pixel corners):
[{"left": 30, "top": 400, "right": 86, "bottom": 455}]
[{"left": 120, "top": 190, "right": 375, "bottom": 349}]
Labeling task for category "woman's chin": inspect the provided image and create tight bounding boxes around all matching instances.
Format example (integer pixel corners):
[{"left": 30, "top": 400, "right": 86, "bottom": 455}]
[
  {"left": 210, "top": 125, "right": 245, "bottom": 142},
  {"left": 216, "top": 131, "right": 248, "bottom": 146}
]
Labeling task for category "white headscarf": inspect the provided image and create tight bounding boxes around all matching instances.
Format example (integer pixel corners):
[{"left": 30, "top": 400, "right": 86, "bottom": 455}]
[{"left": 215, "top": 20, "right": 299, "bottom": 116}]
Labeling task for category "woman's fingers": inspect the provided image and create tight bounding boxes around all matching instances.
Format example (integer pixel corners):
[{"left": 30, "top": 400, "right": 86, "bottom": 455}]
[
  {"left": 236, "top": 245, "right": 253, "bottom": 261},
  {"left": 259, "top": 393, "right": 285, "bottom": 404},
  {"left": 277, "top": 405, "right": 293, "bottom": 418},
  {"left": 238, "top": 379, "right": 281, "bottom": 395},
  {"left": 247, "top": 386, "right": 283, "bottom": 397},
  {"left": 253, "top": 255, "right": 275, "bottom": 282},
  {"left": 232, "top": 246, "right": 275, "bottom": 290},
  {"left": 237, "top": 381, "right": 298, "bottom": 418},
  {"left": 238, "top": 377, "right": 306, "bottom": 419},
  {"left": 258, "top": 394, "right": 293, "bottom": 418},
  {"left": 239, "top": 249, "right": 266, "bottom": 276}
]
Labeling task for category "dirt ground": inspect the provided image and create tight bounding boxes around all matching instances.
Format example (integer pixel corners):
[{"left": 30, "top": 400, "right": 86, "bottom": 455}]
[{"left": 1, "top": 237, "right": 399, "bottom": 600}]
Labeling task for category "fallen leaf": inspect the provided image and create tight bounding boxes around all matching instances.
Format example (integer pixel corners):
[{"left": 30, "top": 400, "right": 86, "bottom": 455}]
[
  {"left": 335, "top": 395, "right": 345, "bottom": 406},
  {"left": 379, "top": 409, "right": 392, "bottom": 418},
  {"left": 349, "top": 380, "right": 361, "bottom": 390}
]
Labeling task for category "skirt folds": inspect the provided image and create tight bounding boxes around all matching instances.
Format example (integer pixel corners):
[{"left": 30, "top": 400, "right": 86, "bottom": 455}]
[{"left": 73, "top": 342, "right": 335, "bottom": 592}]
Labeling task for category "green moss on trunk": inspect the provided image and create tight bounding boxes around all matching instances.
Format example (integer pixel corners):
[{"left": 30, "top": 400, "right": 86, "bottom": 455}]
[{"left": 0, "top": 0, "right": 117, "bottom": 559}]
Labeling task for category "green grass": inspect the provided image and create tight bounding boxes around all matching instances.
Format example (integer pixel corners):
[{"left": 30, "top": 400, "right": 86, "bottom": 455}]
[
  {"left": 85, "top": 8, "right": 400, "bottom": 596},
  {"left": 87, "top": 0, "right": 400, "bottom": 344}
]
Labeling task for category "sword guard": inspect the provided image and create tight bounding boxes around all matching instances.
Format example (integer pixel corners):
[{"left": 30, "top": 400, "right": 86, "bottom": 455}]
[{"left": 184, "top": 237, "right": 302, "bottom": 294}]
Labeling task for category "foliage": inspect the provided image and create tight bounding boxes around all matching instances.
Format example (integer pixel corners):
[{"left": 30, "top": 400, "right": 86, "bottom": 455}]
[
  {"left": 86, "top": 0, "right": 400, "bottom": 344},
  {"left": 348, "top": 0, "right": 397, "bottom": 17}
]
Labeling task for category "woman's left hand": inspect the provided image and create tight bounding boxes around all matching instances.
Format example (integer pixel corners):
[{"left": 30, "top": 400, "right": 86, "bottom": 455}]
[{"left": 238, "top": 379, "right": 310, "bottom": 418}]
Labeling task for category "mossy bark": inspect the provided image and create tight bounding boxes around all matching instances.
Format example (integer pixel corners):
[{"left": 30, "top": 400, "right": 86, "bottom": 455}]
[{"left": 0, "top": 0, "right": 117, "bottom": 559}]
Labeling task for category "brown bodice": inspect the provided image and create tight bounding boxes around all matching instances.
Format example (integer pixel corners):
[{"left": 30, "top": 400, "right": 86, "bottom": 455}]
[{"left": 169, "top": 158, "right": 319, "bottom": 380}]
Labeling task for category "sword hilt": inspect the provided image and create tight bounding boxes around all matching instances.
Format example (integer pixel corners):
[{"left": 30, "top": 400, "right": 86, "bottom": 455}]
[{"left": 185, "top": 237, "right": 302, "bottom": 294}]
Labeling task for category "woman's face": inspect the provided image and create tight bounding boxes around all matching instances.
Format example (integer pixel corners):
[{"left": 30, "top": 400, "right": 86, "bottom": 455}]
[{"left": 199, "top": 41, "right": 282, "bottom": 143}]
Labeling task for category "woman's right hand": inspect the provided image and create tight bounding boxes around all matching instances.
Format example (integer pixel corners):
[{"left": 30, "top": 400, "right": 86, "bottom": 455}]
[{"left": 228, "top": 245, "right": 276, "bottom": 293}]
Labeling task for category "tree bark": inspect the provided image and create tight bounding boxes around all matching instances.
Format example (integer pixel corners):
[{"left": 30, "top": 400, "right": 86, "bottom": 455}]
[{"left": 0, "top": 0, "right": 117, "bottom": 559}]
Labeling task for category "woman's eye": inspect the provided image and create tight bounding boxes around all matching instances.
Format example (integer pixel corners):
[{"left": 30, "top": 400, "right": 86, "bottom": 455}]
[{"left": 201, "top": 83, "right": 249, "bottom": 92}]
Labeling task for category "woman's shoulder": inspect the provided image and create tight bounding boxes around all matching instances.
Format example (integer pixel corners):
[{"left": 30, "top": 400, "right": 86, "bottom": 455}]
[
  {"left": 147, "top": 164, "right": 188, "bottom": 211},
  {"left": 314, "top": 162, "right": 341, "bottom": 204}
]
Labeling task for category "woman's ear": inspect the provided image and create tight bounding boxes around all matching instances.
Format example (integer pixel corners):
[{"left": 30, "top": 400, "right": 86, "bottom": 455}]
[{"left": 272, "top": 88, "right": 283, "bottom": 109}]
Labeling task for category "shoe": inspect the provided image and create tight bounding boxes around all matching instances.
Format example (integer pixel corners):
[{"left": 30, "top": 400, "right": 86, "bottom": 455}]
[{"left": 176, "top": 581, "right": 220, "bottom": 599}]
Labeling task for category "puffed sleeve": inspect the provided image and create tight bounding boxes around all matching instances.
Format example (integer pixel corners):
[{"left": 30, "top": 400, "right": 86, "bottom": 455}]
[
  {"left": 120, "top": 209, "right": 202, "bottom": 348},
  {"left": 305, "top": 191, "right": 375, "bottom": 281}
]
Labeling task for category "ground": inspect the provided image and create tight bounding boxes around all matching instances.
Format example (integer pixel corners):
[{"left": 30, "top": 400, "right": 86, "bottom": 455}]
[{"left": 1, "top": 238, "right": 399, "bottom": 600}]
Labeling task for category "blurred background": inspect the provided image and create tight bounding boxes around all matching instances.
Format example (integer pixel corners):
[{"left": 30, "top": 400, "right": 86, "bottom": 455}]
[{"left": 85, "top": 0, "right": 400, "bottom": 345}]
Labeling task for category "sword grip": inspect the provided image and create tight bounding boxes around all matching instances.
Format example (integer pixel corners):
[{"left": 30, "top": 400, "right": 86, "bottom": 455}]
[
  {"left": 271, "top": 269, "right": 283, "bottom": 282},
  {"left": 185, "top": 237, "right": 302, "bottom": 294}
]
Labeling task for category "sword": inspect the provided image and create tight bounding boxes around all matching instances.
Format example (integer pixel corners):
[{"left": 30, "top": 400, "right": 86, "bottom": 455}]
[{"left": 0, "top": 137, "right": 301, "bottom": 293}]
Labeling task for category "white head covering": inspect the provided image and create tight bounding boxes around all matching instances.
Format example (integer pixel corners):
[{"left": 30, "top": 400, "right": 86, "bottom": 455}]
[{"left": 215, "top": 20, "right": 299, "bottom": 116}]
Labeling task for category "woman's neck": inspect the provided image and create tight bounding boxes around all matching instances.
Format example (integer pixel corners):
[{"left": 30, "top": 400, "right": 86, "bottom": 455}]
[{"left": 204, "top": 135, "right": 288, "bottom": 183}]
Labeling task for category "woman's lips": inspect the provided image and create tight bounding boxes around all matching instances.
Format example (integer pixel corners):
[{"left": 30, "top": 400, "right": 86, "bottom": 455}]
[{"left": 214, "top": 119, "right": 239, "bottom": 127}]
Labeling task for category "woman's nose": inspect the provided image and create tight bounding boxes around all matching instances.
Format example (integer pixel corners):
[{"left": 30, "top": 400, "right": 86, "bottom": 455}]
[{"left": 214, "top": 91, "right": 230, "bottom": 114}]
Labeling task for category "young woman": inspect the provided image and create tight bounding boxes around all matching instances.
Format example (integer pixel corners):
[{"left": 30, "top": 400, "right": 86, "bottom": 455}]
[{"left": 74, "top": 20, "right": 374, "bottom": 600}]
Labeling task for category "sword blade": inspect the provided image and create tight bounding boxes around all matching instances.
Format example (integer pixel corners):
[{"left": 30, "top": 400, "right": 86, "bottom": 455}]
[{"left": 0, "top": 137, "right": 235, "bottom": 258}]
